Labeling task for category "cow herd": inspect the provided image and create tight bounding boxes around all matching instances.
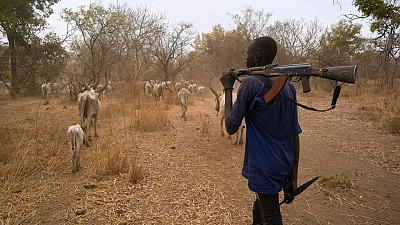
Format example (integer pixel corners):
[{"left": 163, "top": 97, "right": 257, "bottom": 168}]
[
  {"left": 142, "top": 79, "right": 245, "bottom": 145},
  {"left": 143, "top": 80, "right": 207, "bottom": 121},
  {"left": 31, "top": 79, "right": 243, "bottom": 173}
]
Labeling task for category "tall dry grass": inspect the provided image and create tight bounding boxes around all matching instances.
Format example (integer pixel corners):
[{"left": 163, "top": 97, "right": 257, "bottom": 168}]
[
  {"left": 355, "top": 89, "right": 400, "bottom": 134},
  {"left": 129, "top": 156, "right": 144, "bottom": 184},
  {"left": 0, "top": 100, "right": 74, "bottom": 191},
  {"left": 382, "top": 92, "right": 400, "bottom": 134},
  {"left": 91, "top": 83, "right": 174, "bottom": 180},
  {"left": 0, "top": 81, "right": 167, "bottom": 191},
  {"left": 132, "top": 103, "right": 170, "bottom": 132},
  {"left": 92, "top": 138, "right": 130, "bottom": 176},
  {"left": 307, "top": 78, "right": 400, "bottom": 135},
  {"left": 199, "top": 113, "right": 210, "bottom": 136}
]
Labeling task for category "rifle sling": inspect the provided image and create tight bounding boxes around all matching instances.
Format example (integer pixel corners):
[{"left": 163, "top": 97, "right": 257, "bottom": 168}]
[{"left": 255, "top": 75, "right": 337, "bottom": 112}]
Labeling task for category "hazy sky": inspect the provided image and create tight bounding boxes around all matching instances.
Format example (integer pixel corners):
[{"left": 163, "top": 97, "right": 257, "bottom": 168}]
[{"left": 47, "top": 0, "right": 372, "bottom": 37}]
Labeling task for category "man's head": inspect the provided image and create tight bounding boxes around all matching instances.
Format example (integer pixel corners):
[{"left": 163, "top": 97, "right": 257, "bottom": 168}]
[{"left": 246, "top": 37, "right": 277, "bottom": 68}]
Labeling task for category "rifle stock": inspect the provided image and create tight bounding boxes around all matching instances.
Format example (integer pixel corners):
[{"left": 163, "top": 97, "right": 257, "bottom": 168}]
[{"left": 319, "top": 65, "right": 357, "bottom": 84}]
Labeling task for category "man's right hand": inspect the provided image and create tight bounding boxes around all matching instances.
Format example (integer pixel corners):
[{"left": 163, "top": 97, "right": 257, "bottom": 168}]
[{"left": 220, "top": 68, "right": 237, "bottom": 90}]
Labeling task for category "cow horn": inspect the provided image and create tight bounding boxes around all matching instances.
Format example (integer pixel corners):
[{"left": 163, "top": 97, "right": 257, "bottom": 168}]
[
  {"left": 209, "top": 86, "right": 219, "bottom": 97},
  {"left": 96, "top": 81, "right": 108, "bottom": 93}
]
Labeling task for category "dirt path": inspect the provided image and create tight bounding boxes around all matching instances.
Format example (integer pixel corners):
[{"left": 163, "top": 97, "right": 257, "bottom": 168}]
[{"left": 1, "top": 95, "right": 399, "bottom": 224}]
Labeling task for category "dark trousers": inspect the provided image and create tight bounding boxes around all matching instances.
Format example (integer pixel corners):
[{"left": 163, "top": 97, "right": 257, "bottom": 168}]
[{"left": 252, "top": 193, "right": 283, "bottom": 225}]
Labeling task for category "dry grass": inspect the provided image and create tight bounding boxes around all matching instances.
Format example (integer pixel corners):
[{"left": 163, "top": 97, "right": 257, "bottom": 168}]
[
  {"left": 129, "top": 157, "right": 144, "bottom": 184},
  {"left": 381, "top": 92, "right": 400, "bottom": 134},
  {"left": 317, "top": 171, "right": 371, "bottom": 208},
  {"left": 132, "top": 103, "right": 170, "bottom": 133},
  {"left": 93, "top": 138, "right": 130, "bottom": 177},
  {"left": 0, "top": 86, "right": 154, "bottom": 188},
  {"left": 163, "top": 89, "right": 180, "bottom": 105},
  {"left": 383, "top": 117, "right": 400, "bottom": 134},
  {"left": 0, "top": 101, "right": 71, "bottom": 190},
  {"left": 199, "top": 113, "right": 210, "bottom": 136},
  {"left": 353, "top": 89, "right": 400, "bottom": 134},
  {"left": 319, "top": 172, "right": 354, "bottom": 191}
]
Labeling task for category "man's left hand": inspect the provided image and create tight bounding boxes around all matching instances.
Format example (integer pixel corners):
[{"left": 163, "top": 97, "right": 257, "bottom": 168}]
[
  {"left": 285, "top": 178, "right": 297, "bottom": 194},
  {"left": 220, "top": 68, "right": 237, "bottom": 90},
  {"left": 283, "top": 178, "right": 297, "bottom": 204}
]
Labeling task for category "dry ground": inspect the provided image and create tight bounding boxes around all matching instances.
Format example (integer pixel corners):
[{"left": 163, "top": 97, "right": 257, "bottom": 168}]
[{"left": 0, "top": 89, "right": 399, "bottom": 225}]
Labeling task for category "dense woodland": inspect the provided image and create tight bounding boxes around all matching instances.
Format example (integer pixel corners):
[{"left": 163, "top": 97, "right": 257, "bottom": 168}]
[{"left": 0, "top": 0, "right": 399, "bottom": 98}]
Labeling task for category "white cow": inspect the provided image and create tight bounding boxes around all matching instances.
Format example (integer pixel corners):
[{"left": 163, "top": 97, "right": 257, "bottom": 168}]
[
  {"left": 97, "top": 80, "right": 112, "bottom": 98},
  {"left": 210, "top": 87, "right": 245, "bottom": 146},
  {"left": 50, "top": 82, "right": 63, "bottom": 93},
  {"left": 153, "top": 83, "right": 163, "bottom": 101},
  {"left": 145, "top": 81, "right": 153, "bottom": 95},
  {"left": 175, "top": 82, "right": 183, "bottom": 91},
  {"left": 77, "top": 83, "right": 107, "bottom": 145},
  {"left": 67, "top": 124, "right": 85, "bottom": 173},
  {"left": 197, "top": 86, "right": 206, "bottom": 94},
  {"left": 188, "top": 83, "right": 198, "bottom": 94},
  {"left": 105, "top": 80, "right": 112, "bottom": 95},
  {"left": 178, "top": 88, "right": 190, "bottom": 121},
  {"left": 41, "top": 83, "right": 51, "bottom": 104}
]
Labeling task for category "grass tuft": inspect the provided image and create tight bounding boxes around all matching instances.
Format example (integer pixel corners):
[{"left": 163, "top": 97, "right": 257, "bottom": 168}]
[
  {"left": 319, "top": 172, "right": 354, "bottom": 191},
  {"left": 133, "top": 104, "right": 170, "bottom": 133},
  {"left": 93, "top": 139, "right": 130, "bottom": 176},
  {"left": 129, "top": 157, "right": 144, "bottom": 184}
]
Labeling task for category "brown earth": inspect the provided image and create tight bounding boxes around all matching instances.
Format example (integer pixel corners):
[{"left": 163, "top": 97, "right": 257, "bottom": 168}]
[{"left": 0, "top": 91, "right": 399, "bottom": 225}]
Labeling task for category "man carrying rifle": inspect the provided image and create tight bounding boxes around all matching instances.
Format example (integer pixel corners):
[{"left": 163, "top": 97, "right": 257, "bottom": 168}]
[{"left": 220, "top": 36, "right": 301, "bottom": 225}]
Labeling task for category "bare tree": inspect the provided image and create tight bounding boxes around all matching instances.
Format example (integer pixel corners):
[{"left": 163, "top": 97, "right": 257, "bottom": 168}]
[
  {"left": 63, "top": 3, "right": 123, "bottom": 86},
  {"left": 151, "top": 23, "right": 194, "bottom": 82},
  {"left": 120, "top": 6, "right": 164, "bottom": 81},
  {"left": 268, "top": 18, "right": 324, "bottom": 62},
  {"left": 229, "top": 6, "right": 272, "bottom": 41}
]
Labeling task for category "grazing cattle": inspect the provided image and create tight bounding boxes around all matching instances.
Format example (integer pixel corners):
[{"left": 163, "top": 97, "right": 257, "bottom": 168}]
[
  {"left": 144, "top": 81, "right": 153, "bottom": 95},
  {"left": 194, "top": 86, "right": 206, "bottom": 100},
  {"left": 67, "top": 124, "right": 85, "bottom": 173},
  {"left": 78, "top": 89, "right": 100, "bottom": 146},
  {"left": 96, "top": 84, "right": 106, "bottom": 100},
  {"left": 188, "top": 83, "right": 198, "bottom": 94},
  {"left": 178, "top": 88, "right": 190, "bottom": 121},
  {"left": 153, "top": 83, "right": 163, "bottom": 101},
  {"left": 50, "top": 82, "right": 63, "bottom": 93},
  {"left": 105, "top": 80, "right": 112, "bottom": 95},
  {"left": 196, "top": 86, "right": 206, "bottom": 95},
  {"left": 175, "top": 82, "right": 183, "bottom": 91},
  {"left": 97, "top": 81, "right": 112, "bottom": 98},
  {"left": 41, "top": 83, "right": 51, "bottom": 104},
  {"left": 77, "top": 83, "right": 108, "bottom": 145},
  {"left": 210, "top": 87, "right": 245, "bottom": 146}
]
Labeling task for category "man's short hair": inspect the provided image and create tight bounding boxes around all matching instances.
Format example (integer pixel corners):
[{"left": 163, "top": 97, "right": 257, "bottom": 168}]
[{"left": 252, "top": 37, "right": 277, "bottom": 65}]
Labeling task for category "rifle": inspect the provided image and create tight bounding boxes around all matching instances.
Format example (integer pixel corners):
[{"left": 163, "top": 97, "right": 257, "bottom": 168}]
[{"left": 235, "top": 63, "right": 357, "bottom": 111}]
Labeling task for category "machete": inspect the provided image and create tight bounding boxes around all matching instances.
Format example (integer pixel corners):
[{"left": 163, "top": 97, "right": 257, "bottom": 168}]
[{"left": 279, "top": 176, "right": 319, "bottom": 205}]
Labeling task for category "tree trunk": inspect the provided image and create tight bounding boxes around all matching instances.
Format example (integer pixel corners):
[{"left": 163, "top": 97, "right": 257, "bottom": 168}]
[
  {"left": 8, "top": 33, "right": 17, "bottom": 98},
  {"left": 91, "top": 53, "right": 96, "bottom": 83}
]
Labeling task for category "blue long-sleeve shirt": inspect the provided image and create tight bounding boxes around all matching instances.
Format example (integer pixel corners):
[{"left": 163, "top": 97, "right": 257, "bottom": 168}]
[{"left": 226, "top": 76, "right": 302, "bottom": 194}]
